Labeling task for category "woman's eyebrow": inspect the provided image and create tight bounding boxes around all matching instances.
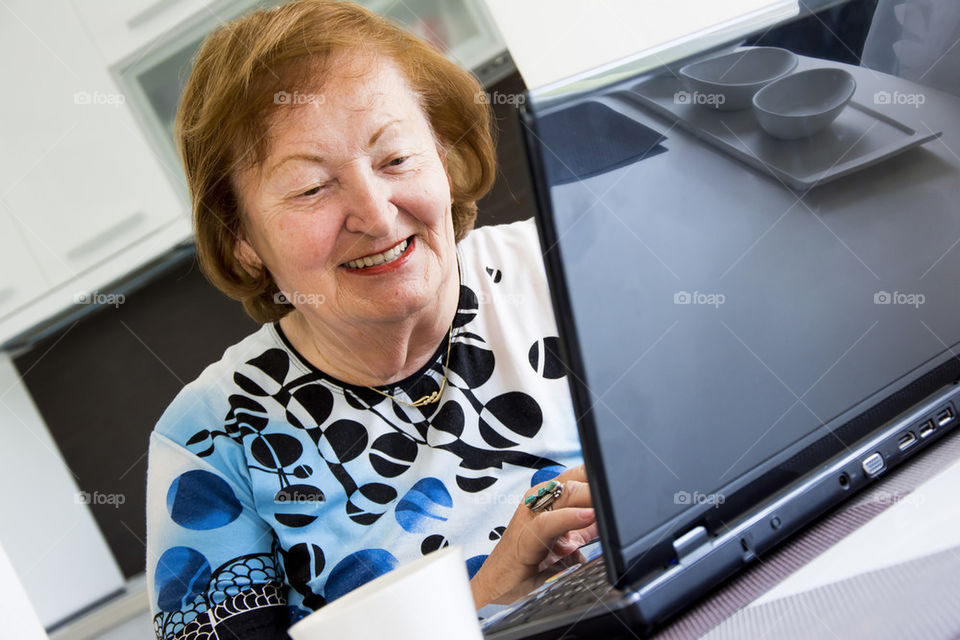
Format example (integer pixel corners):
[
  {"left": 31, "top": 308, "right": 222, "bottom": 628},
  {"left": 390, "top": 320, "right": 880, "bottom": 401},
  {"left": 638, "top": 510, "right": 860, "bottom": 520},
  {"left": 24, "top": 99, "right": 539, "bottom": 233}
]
[
  {"left": 264, "top": 153, "right": 325, "bottom": 179},
  {"left": 263, "top": 119, "right": 406, "bottom": 178},
  {"left": 368, "top": 119, "right": 403, "bottom": 146}
]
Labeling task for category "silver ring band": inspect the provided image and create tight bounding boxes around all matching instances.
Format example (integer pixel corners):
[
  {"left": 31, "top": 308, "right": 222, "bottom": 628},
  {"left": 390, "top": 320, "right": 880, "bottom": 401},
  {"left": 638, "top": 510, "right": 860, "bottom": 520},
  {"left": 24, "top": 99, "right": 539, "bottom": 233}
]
[{"left": 525, "top": 480, "right": 563, "bottom": 513}]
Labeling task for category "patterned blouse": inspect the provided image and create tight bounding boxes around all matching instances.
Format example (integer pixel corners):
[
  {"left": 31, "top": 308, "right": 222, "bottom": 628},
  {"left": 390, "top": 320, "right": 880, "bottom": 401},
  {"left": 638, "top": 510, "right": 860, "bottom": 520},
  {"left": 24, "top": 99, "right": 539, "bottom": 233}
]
[{"left": 145, "top": 218, "right": 583, "bottom": 639}]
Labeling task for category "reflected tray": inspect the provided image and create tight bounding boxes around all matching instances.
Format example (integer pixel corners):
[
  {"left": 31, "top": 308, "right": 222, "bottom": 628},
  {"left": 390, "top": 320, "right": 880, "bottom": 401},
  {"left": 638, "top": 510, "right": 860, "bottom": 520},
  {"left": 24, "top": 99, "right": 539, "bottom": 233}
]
[{"left": 626, "top": 74, "right": 942, "bottom": 191}]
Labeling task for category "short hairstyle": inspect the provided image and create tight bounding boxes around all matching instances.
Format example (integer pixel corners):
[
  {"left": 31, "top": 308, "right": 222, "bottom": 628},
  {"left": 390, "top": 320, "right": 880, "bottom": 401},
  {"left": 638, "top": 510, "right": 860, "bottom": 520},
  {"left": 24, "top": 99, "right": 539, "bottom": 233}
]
[{"left": 176, "top": 0, "right": 496, "bottom": 323}]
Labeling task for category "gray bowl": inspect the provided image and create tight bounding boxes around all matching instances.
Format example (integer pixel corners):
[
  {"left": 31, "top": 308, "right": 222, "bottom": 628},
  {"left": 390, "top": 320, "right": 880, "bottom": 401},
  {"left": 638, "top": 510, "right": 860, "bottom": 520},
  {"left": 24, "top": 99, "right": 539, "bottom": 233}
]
[
  {"left": 753, "top": 68, "right": 857, "bottom": 140},
  {"left": 678, "top": 47, "right": 798, "bottom": 111}
]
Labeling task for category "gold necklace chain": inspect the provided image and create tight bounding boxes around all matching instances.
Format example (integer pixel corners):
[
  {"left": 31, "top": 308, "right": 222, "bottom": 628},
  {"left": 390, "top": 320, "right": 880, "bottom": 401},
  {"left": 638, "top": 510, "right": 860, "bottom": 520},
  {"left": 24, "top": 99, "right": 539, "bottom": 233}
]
[{"left": 365, "top": 325, "right": 453, "bottom": 407}]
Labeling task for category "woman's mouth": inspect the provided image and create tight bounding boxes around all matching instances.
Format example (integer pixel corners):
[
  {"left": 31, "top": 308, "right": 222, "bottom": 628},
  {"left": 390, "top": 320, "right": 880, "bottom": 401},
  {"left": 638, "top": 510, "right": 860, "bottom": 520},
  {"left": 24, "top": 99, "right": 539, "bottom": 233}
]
[{"left": 342, "top": 236, "right": 414, "bottom": 271}]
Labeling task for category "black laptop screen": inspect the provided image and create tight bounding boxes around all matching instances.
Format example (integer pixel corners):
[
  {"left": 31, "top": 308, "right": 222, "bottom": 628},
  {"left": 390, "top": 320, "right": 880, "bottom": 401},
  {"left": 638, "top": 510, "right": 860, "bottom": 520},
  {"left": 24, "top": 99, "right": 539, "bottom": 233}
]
[{"left": 523, "top": 4, "right": 960, "bottom": 575}]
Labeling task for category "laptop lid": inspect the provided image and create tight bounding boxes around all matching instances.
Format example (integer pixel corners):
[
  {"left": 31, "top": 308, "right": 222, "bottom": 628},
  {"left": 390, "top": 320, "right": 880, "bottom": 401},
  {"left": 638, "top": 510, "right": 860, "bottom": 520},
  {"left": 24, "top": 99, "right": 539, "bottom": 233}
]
[{"left": 519, "top": 0, "right": 960, "bottom": 595}]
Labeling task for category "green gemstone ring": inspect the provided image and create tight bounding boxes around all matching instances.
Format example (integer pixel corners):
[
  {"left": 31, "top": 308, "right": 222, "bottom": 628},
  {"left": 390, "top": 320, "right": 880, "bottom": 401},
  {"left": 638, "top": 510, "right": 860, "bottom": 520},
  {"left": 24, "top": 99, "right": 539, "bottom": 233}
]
[{"left": 525, "top": 480, "right": 563, "bottom": 513}]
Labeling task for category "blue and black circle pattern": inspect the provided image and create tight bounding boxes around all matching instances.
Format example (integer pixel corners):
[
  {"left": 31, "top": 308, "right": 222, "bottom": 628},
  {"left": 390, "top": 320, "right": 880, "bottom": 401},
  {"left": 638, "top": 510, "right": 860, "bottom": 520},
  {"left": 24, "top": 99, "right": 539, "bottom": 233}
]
[{"left": 154, "top": 279, "right": 572, "bottom": 637}]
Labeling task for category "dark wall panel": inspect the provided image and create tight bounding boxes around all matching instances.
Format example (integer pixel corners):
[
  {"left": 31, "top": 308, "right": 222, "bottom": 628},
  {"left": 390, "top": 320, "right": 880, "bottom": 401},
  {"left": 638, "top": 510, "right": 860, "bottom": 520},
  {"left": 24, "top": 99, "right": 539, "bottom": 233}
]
[{"left": 14, "top": 259, "right": 258, "bottom": 578}]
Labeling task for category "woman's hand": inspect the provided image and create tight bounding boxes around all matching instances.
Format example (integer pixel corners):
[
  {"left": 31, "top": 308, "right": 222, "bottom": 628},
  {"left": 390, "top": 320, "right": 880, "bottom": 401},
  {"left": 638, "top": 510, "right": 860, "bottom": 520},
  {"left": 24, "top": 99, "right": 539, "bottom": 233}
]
[{"left": 470, "top": 465, "right": 598, "bottom": 609}]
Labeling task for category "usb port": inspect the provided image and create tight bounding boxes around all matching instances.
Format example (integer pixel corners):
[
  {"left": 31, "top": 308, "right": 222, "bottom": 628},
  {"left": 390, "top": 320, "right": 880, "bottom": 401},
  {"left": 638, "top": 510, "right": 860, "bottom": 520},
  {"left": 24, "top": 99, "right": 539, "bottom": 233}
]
[
  {"left": 937, "top": 406, "right": 955, "bottom": 427},
  {"left": 919, "top": 420, "right": 935, "bottom": 439},
  {"left": 898, "top": 432, "right": 917, "bottom": 450}
]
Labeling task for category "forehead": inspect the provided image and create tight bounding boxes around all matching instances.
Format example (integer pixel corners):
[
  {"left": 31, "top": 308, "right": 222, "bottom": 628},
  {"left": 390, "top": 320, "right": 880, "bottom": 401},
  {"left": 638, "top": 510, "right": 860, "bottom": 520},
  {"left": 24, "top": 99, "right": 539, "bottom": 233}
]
[{"left": 263, "top": 52, "right": 430, "bottom": 152}]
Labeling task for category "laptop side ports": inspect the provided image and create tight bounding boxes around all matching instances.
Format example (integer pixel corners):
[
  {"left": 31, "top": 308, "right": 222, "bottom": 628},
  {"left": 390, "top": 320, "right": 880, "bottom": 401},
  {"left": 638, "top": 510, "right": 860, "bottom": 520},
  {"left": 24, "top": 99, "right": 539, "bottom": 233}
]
[
  {"left": 898, "top": 432, "right": 917, "bottom": 451},
  {"left": 936, "top": 406, "right": 954, "bottom": 427}
]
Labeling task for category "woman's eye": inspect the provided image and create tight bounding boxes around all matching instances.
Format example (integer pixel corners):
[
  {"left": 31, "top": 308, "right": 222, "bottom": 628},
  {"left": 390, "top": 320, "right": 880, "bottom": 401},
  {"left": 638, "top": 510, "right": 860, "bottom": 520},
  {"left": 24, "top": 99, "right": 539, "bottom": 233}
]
[
  {"left": 299, "top": 185, "right": 322, "bottom": 197},
  {"left": 386, "top": 156, "right": 407, "bottom": 167}
]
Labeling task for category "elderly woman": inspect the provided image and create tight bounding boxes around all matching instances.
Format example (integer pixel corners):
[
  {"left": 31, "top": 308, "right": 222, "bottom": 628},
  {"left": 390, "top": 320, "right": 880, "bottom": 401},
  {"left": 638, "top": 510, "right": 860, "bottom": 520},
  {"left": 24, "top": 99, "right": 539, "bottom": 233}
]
[{"left": 145, "top": 1, "right": 592, "bottom": 637}]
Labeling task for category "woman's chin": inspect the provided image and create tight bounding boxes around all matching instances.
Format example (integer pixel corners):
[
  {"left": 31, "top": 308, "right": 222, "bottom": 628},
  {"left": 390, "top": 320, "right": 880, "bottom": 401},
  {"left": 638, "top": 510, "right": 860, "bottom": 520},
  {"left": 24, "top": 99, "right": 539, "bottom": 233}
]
[
  {"left": 337, "top": 267, "right": 451, "bottom": 321},
  {"left": 357, "top": 293, "right": 435, "bottom": 324}
]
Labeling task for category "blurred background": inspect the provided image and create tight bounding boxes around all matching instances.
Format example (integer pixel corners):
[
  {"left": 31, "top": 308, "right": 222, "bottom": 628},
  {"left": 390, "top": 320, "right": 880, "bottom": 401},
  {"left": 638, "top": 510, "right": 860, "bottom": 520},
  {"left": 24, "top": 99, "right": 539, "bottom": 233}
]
[
  {"left": 0, "top": 2, "right": 524, "bottom": 637},
  {"left": 6, "top": 0, "right": 955, "bottom": 637}
]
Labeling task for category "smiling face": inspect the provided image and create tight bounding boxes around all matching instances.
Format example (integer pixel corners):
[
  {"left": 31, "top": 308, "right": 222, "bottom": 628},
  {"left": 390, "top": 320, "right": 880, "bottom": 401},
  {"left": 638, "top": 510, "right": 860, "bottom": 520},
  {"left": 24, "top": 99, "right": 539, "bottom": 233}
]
[{"left": 233, "top": 52, "right": 458, "bottom": 333}]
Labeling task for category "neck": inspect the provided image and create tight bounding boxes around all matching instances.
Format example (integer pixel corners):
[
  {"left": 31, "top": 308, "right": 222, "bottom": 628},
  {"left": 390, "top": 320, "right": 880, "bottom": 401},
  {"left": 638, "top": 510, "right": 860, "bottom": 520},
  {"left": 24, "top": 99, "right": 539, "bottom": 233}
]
[{"left": 279, "top": 271, "right": 459, "bottom": 387}]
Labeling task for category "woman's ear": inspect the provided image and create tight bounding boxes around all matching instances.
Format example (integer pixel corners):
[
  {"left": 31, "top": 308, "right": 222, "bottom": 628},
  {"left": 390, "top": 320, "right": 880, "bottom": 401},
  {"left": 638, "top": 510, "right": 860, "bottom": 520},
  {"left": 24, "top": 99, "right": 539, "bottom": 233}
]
[
  {"left": 436, "top": 140, "right": 453, "bottom": 194},
  {"left": 235, "top": 234, "right": 264, "bottom": 276},
  {"left": 231, "top": 172, "right": 265, "bottom": 275}
]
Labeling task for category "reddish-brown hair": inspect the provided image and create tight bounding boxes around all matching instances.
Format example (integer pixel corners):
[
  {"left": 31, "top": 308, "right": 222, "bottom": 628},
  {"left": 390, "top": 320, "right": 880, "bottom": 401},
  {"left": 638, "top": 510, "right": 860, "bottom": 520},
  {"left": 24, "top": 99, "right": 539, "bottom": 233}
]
[{"left": 176, "top": 0, "right": 496, "bottom": 322}]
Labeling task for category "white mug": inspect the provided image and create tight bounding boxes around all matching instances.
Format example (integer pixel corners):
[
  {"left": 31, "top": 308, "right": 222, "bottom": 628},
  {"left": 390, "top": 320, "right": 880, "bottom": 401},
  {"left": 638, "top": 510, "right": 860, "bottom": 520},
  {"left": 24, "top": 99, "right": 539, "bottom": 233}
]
[{"left": 288, "top": 545, "right": 483, "bottom": 640}]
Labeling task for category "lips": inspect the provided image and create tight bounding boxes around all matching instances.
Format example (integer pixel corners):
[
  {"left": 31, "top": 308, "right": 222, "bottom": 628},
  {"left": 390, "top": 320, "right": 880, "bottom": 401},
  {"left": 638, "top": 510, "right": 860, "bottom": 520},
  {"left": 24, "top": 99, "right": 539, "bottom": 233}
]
[{"left": 342, "top": 237, "right": 412, "bottom": 269}]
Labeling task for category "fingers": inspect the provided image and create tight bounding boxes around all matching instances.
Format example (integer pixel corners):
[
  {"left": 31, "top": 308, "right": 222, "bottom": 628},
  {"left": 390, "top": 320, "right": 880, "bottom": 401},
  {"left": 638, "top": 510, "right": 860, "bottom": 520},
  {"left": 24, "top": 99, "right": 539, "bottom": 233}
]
[
  {"left": 473, "top": 467, "right": 593, "bottom": 608},
  {"left": 510, "top": 467, "right": 594, "bottom": 568},
  {"left": 526, "top": 506, "right": 595, "bottom": 548},
  {"left": 524, "top": 476, "right": 591, "bottom": 511},
  {"left": 538, "top": 549, "right": 586, "bottom": 573},
  {"left": 550, "top": 523, "right": 598, "bottom": 557},
  {"left": 554, "top": 479, "right": 591, "bottom": 509},
  {"left": 555, "top": 464, "right": 587, "bottom": 483},
  {"left": 520, "top": 472, "right": 593, "bottom": 542},
  {"left": 576, "top": 522, "right": 599, "bottom": 545}
]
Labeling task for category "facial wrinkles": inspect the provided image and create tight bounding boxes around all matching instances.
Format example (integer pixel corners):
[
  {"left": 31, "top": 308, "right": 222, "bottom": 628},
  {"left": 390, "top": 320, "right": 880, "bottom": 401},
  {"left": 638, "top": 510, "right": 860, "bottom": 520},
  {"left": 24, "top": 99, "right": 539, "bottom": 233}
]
[{"left": 235, "top": 54, "right": 455, "bottom": 322}]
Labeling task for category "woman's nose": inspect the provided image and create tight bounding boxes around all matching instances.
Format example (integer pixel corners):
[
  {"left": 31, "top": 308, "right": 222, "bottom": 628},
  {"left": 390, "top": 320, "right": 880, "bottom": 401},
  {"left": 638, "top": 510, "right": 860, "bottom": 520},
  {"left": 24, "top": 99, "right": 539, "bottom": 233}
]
[{"left": 342, "top": 168, "right": 397, "bottom": 236}]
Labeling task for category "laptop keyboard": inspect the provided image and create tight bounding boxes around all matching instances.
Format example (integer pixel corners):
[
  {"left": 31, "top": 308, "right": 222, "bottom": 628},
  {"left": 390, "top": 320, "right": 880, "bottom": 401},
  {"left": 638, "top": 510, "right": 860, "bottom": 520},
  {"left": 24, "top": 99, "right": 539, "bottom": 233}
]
[{"left": 482, "top": 555, "right": 620, "bottom": 633}]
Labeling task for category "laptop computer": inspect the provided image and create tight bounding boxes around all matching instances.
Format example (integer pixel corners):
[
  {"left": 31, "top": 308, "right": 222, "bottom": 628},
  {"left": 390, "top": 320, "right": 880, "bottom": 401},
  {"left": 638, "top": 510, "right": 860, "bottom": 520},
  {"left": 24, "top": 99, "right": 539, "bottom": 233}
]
[{"left": 482, "top": 1, "right": 960, "bottom": 638}]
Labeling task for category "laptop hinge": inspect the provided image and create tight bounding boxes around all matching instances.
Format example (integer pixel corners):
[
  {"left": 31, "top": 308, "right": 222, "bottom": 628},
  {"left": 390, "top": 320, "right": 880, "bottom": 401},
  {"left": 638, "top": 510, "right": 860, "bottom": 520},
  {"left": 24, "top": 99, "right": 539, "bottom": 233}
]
[{"left": 673, "top": 525, "right": 710, "bottom": 565}]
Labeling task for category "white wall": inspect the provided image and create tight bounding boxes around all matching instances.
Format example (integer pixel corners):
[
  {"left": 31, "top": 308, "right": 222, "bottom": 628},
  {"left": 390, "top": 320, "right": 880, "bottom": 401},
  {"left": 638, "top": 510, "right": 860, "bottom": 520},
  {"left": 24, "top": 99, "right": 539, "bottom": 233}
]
[
  {"left": 0, "top": 352, "right": 124, "bottom": 627},
  {"left": 0, "top": 542, "right": 47, "bottom": 639}
]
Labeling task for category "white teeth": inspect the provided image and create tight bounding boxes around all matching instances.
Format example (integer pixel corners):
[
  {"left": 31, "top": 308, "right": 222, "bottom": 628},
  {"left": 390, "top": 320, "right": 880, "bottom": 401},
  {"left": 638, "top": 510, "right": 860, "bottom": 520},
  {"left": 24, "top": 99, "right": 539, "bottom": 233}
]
[{"left": 344, "top": 239, "right": 409, "bottom": 269}]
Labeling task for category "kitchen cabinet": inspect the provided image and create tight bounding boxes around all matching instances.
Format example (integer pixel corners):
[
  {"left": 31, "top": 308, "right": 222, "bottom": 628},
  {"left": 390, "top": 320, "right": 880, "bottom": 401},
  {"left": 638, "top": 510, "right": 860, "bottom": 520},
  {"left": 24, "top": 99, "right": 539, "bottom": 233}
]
[
  {"left": 361, "top": 0, "right": 506, "bottom": 76},
  {"left": 73, "top": 0, "right": 506, "bottom": 71},
  {"left": 70, "top": 0, "right": 234, "bottom": 65},
  {"left": 0, "top": 0, "right": 508, "bottom": 347},
  {"left": 0, "top": 207, "right": 51, "bottom": 321},
  {"left": 111, "top": 0, "right": 509, "bottom": 179},
  {"left": 0, "top": 0, "right": 187, "bottom": 288}
]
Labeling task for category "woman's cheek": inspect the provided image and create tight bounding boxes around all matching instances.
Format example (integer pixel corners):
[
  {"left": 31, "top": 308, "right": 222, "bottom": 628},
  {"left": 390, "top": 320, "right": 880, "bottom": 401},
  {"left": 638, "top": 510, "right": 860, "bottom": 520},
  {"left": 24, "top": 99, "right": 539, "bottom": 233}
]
[
  {"left": 283, "top": 206, "right": 339, "bottom": 244},
  {"left": 421, "top": 174, "right": 456, "bottom": 223}
]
